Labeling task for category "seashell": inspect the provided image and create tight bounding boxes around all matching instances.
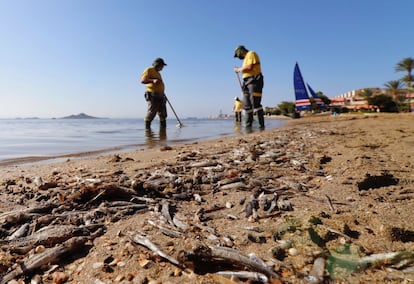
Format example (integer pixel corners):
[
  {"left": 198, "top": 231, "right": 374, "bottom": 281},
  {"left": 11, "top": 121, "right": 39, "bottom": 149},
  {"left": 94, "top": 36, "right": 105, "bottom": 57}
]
[
  {"left": 33, "top": 176, "right": 44, "bottom": 187},
  {"left": 138, "top": 258, "right": 152, "bottom": 268},
  {"left": 35, "top": 245, "right": 45, "bottom": 253},
  {"left": 117, "top": 261, "right": 126, "bottom": 267},
  {"left": 288, "top": 247, "right": 298, "bottom": 256},
  {"left": 276, "top": 239, "right": 293, "bottom": 249},
  {"left": 227, "top": 214, "right": 238, "bottom": 220},
  {"left": 173, "top": 267, "right": 182, "bottom": 276},
  {"left": 193, "top": 193, "right": 202, "bottom": 203},
  {"left": 108, "top": 258, "right": 121, "bottom": 266},
  {"left": 52, "top": 271, "right": 69, "bottom": 284},
  {"left": 148, "top": 280, "right": 162, "bottom": 284},
  {"left": 92, "top": 262, "right": 104, "bottom": 269},
  {"left": 30, "top": 274, "right": 42, "bottom": 284},
  {"left": 207, "top": 234, "right": 218, "bottom": 241},
  {"left": 222, "top": 236, "right": 234, "bottom": 247}
]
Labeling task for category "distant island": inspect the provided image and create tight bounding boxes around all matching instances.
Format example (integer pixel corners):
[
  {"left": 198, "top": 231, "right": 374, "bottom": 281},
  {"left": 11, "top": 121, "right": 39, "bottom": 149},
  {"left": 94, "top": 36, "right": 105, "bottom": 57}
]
[{"left": 60, "top": 113, "right": 102, "bottom": 119}]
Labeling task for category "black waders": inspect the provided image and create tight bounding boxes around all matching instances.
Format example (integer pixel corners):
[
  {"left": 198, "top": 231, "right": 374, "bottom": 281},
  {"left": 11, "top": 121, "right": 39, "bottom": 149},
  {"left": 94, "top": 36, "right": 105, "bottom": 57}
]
[
  {"left": 257, "top": 109, "right": 265, "bottom": 129},
  {"left": 246, "top": 112, "right": 254, "bottom": 127}
]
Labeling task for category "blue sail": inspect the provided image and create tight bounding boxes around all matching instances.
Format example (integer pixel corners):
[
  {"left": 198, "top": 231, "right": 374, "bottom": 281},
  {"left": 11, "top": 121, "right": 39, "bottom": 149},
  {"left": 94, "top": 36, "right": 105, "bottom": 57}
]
[
  {"left": 293, "top": 63, "right": 312, "bottom": 110},
  {"left": 307, "top": 83, "right": 326, "bottom": 109}
]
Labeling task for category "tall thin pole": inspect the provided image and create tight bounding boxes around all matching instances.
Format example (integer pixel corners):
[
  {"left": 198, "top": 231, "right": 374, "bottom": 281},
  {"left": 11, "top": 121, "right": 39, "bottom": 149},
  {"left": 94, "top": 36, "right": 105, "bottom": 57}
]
[
  {"left": 235, "top": 70, "right": 243, "bottom": 91},
  {"left": 165, "top": 95, "right": 183, "bottom": 127}
]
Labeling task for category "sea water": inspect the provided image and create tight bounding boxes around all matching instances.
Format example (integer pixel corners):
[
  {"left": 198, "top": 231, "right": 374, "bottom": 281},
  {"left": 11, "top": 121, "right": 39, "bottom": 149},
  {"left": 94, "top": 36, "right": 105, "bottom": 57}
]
[{"left": 0, "top": 118, "right": 286, "bottom": 164}]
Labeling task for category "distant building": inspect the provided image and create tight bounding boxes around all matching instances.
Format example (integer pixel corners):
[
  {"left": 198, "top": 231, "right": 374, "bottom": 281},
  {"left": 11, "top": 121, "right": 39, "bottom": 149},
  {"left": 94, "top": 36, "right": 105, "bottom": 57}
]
[
  {"left": 330, "top": 88, "right": 382, "bottom": 110},
  {"left": 407, "top": 93, "right": 414, "bottom": 112}
]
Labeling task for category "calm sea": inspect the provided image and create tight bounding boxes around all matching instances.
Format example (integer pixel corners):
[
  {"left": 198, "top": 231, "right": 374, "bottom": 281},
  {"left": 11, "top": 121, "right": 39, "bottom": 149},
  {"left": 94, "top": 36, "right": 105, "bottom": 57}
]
[{"left": 0, "top": 118, "right": 286, "bottom": 165}]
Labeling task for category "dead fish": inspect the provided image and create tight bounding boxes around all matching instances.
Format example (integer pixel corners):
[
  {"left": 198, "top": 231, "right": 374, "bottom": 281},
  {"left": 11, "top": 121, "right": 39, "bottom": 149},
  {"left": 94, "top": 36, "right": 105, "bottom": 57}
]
[
  {"left": 277, "top": 198, "right": 293, "bottom": 211},
  {"left": 7, "top": 223, "right": 30, "bottom": 240},
  {"left": 206, "top": 245, "right": 279, "bottom": 279},
  {"left": 160, "top": 200, "right": 174, "bottom": 226},
  {"left": 245, "top": 197, "right": 258, "bottom": 218},
  {"left": 219, "top": 181, "right": 248, "bottom": 191},
  {"left": 1, "top": 225, "right": 90, "bottom": 250},
  {"left": 172, "top": 214, "right": 189, "bottom": 231},
  {"left": 147, "top": 220, "right": 182, "bottom": 238},
  {"left": 242, "top": 226, "right": 264, "bottom": 233},
  {"left": 0, "top": 236, "right": 88, "bottom": 284},
  {"left": 190, "top": 160, "right": 218, "bottom": 168},
  {"left": 129, "top": 232, "right": 181, "bottom": 267},
  {"left": 217, "top": 270, "right": 269, "bottom": 282}
]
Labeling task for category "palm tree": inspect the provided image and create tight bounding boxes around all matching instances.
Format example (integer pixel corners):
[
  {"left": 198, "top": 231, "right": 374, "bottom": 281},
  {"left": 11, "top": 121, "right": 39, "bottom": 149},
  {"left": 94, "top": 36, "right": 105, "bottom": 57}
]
[
  {"left": 384, "top": 80, "right": 403, "bottom": 99},
  {"left": 395, "top": 57, "right": 414, "bottom": 112},
  {"left": 359, "top": 88, "right": 373, "bottom": 99}
]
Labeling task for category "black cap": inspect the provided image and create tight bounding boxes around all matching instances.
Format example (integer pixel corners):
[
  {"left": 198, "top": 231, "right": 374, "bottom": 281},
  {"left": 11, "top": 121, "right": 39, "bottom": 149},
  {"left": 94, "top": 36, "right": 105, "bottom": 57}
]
[
  {"left": 234, "top": 45, "right": 247, "bottom": 57},
  {"left": 153, "top": 58, "right": 167, "bottom": 66}
]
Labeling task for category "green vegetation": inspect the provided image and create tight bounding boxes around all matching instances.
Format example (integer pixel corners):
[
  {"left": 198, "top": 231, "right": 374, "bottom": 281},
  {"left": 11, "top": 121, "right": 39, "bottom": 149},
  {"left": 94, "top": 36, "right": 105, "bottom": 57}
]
[
  {"left": 395, "top": 57, "right": 413, "bottom": 112},
  {"left": 367, "top": 94, "right": 398, "bottom": 112}
]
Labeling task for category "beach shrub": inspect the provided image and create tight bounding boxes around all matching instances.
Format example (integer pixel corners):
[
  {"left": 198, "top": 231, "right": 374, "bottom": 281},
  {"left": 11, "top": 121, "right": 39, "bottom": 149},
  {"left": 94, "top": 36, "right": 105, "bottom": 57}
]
[
  {"left": 367, "top": 94, "right": 399, "bottom": 112},
  {"left": 278, "top": 101, "right": 296, "bottom": 116}
]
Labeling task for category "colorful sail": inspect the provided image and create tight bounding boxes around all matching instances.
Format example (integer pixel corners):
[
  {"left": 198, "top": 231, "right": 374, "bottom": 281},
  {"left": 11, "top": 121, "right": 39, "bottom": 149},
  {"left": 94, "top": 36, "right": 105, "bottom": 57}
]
[
  {"left": 293, "top": 63, "right": 312, "bottom": 110},
  {"left": 307, "top": 83, "right": 326, "bottom": 109}
]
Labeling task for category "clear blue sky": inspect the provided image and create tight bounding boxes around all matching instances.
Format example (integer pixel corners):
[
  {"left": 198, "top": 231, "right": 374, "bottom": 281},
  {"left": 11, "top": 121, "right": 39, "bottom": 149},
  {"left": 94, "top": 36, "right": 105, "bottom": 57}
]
[{"left": 0, "top": 0, "right": 412, "bottom": 118}]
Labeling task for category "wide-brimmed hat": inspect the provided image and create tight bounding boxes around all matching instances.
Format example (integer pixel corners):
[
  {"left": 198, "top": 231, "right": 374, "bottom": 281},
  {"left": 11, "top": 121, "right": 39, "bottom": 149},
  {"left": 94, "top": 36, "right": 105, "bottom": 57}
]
[{"left": 153, "top": 58, "right": 167, "bottom": 66}]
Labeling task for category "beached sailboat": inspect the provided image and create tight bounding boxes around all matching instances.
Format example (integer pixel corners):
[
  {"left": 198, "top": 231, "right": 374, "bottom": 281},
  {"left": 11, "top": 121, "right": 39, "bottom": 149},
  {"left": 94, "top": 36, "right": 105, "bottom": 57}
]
[
  {"left": 293, "top": 63, "right": 326, "bottom": 111},
  {"left": 293, "top": 63, "right": 311, "bottom": 110},
  {"left": 307, "top": 83, "right": 326, "bottom": 109}
]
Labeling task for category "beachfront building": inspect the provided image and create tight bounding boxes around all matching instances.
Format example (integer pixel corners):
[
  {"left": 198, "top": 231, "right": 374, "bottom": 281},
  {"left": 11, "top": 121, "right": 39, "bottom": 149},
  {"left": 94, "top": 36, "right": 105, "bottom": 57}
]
[
  {"left": 330, "top": 87, "right": 414, "bottom": 112},
  {"left": 330, "top": 88, "right": 383, "bottom": 111},
  {"left": 407, "top": 93, "right": 414, "bottom": 112}
]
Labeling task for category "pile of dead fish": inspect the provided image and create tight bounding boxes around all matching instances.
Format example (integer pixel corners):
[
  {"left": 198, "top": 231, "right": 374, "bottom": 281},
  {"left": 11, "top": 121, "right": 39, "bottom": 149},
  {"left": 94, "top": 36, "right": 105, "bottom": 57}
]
[{"left": 0, "top": 127, "right": 412, "bottom": 283}]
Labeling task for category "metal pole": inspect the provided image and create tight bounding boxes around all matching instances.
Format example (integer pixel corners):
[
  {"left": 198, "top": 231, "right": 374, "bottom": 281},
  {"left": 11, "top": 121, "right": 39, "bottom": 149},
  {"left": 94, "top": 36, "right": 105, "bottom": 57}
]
[
  {"left": 235, "top": 69, "right": 243, "bottom": 90},
  {"left": 165, "top": 95, "right": 183, "bottom": 127}
]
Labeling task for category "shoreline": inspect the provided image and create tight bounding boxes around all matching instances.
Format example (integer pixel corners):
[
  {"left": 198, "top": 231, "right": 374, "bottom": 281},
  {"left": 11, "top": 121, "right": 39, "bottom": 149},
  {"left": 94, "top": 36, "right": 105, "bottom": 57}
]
[
  {"left": 0, "top": 116, "right": 290, "bottom": 168},
  {"left": 1, "top": 112, "right": 410, "bottom": 173},
  {"left": 0, "top": 113, "right": 409, "bottom": 170}
]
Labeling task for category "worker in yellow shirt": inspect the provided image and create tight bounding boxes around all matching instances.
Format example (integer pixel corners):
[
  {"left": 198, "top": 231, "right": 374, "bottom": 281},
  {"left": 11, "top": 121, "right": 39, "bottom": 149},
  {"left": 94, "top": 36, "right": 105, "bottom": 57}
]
[
  {"left": 141, "top": 58, "right": 168, "bottom": 129},
  {"left": 234, "top": 45, "right": 265, "bottom": 129},
  {"left": 233, "top": 96, "right": 243, "bottom": 123}
]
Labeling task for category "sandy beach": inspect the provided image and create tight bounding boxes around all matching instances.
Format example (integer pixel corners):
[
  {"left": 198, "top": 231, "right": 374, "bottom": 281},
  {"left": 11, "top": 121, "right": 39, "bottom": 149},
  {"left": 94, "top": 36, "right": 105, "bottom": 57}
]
[{"left": 0, "top": 113, "right": 413, "bottom": 283}]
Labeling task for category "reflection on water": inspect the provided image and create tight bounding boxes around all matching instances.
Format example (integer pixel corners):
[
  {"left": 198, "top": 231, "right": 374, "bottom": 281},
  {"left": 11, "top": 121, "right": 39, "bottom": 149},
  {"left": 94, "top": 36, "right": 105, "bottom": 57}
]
[
  {"left": 145, "top": 127, "right": 167, "bottom": 147},
  {"left": 145, "top": 120, "right": 272, "bottom": 148},
  {"left": 233, "top": 122, "right": 243, "bottom": 135}
]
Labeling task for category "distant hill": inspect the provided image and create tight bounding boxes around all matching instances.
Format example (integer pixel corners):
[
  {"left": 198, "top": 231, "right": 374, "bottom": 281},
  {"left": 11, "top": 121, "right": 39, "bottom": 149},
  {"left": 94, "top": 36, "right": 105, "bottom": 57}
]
[{"left": 60, "top": 113, "right": 101, "bottom": 119}]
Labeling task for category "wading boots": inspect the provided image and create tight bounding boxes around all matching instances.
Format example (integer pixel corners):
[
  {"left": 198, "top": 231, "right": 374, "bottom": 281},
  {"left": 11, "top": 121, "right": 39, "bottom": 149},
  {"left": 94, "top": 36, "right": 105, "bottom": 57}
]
[
  {"left": 257, "top": 109, "right": 265, "bottom": 129},
  {"left": 245, "top": 112, "right": 254, "bottom": 128}
]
